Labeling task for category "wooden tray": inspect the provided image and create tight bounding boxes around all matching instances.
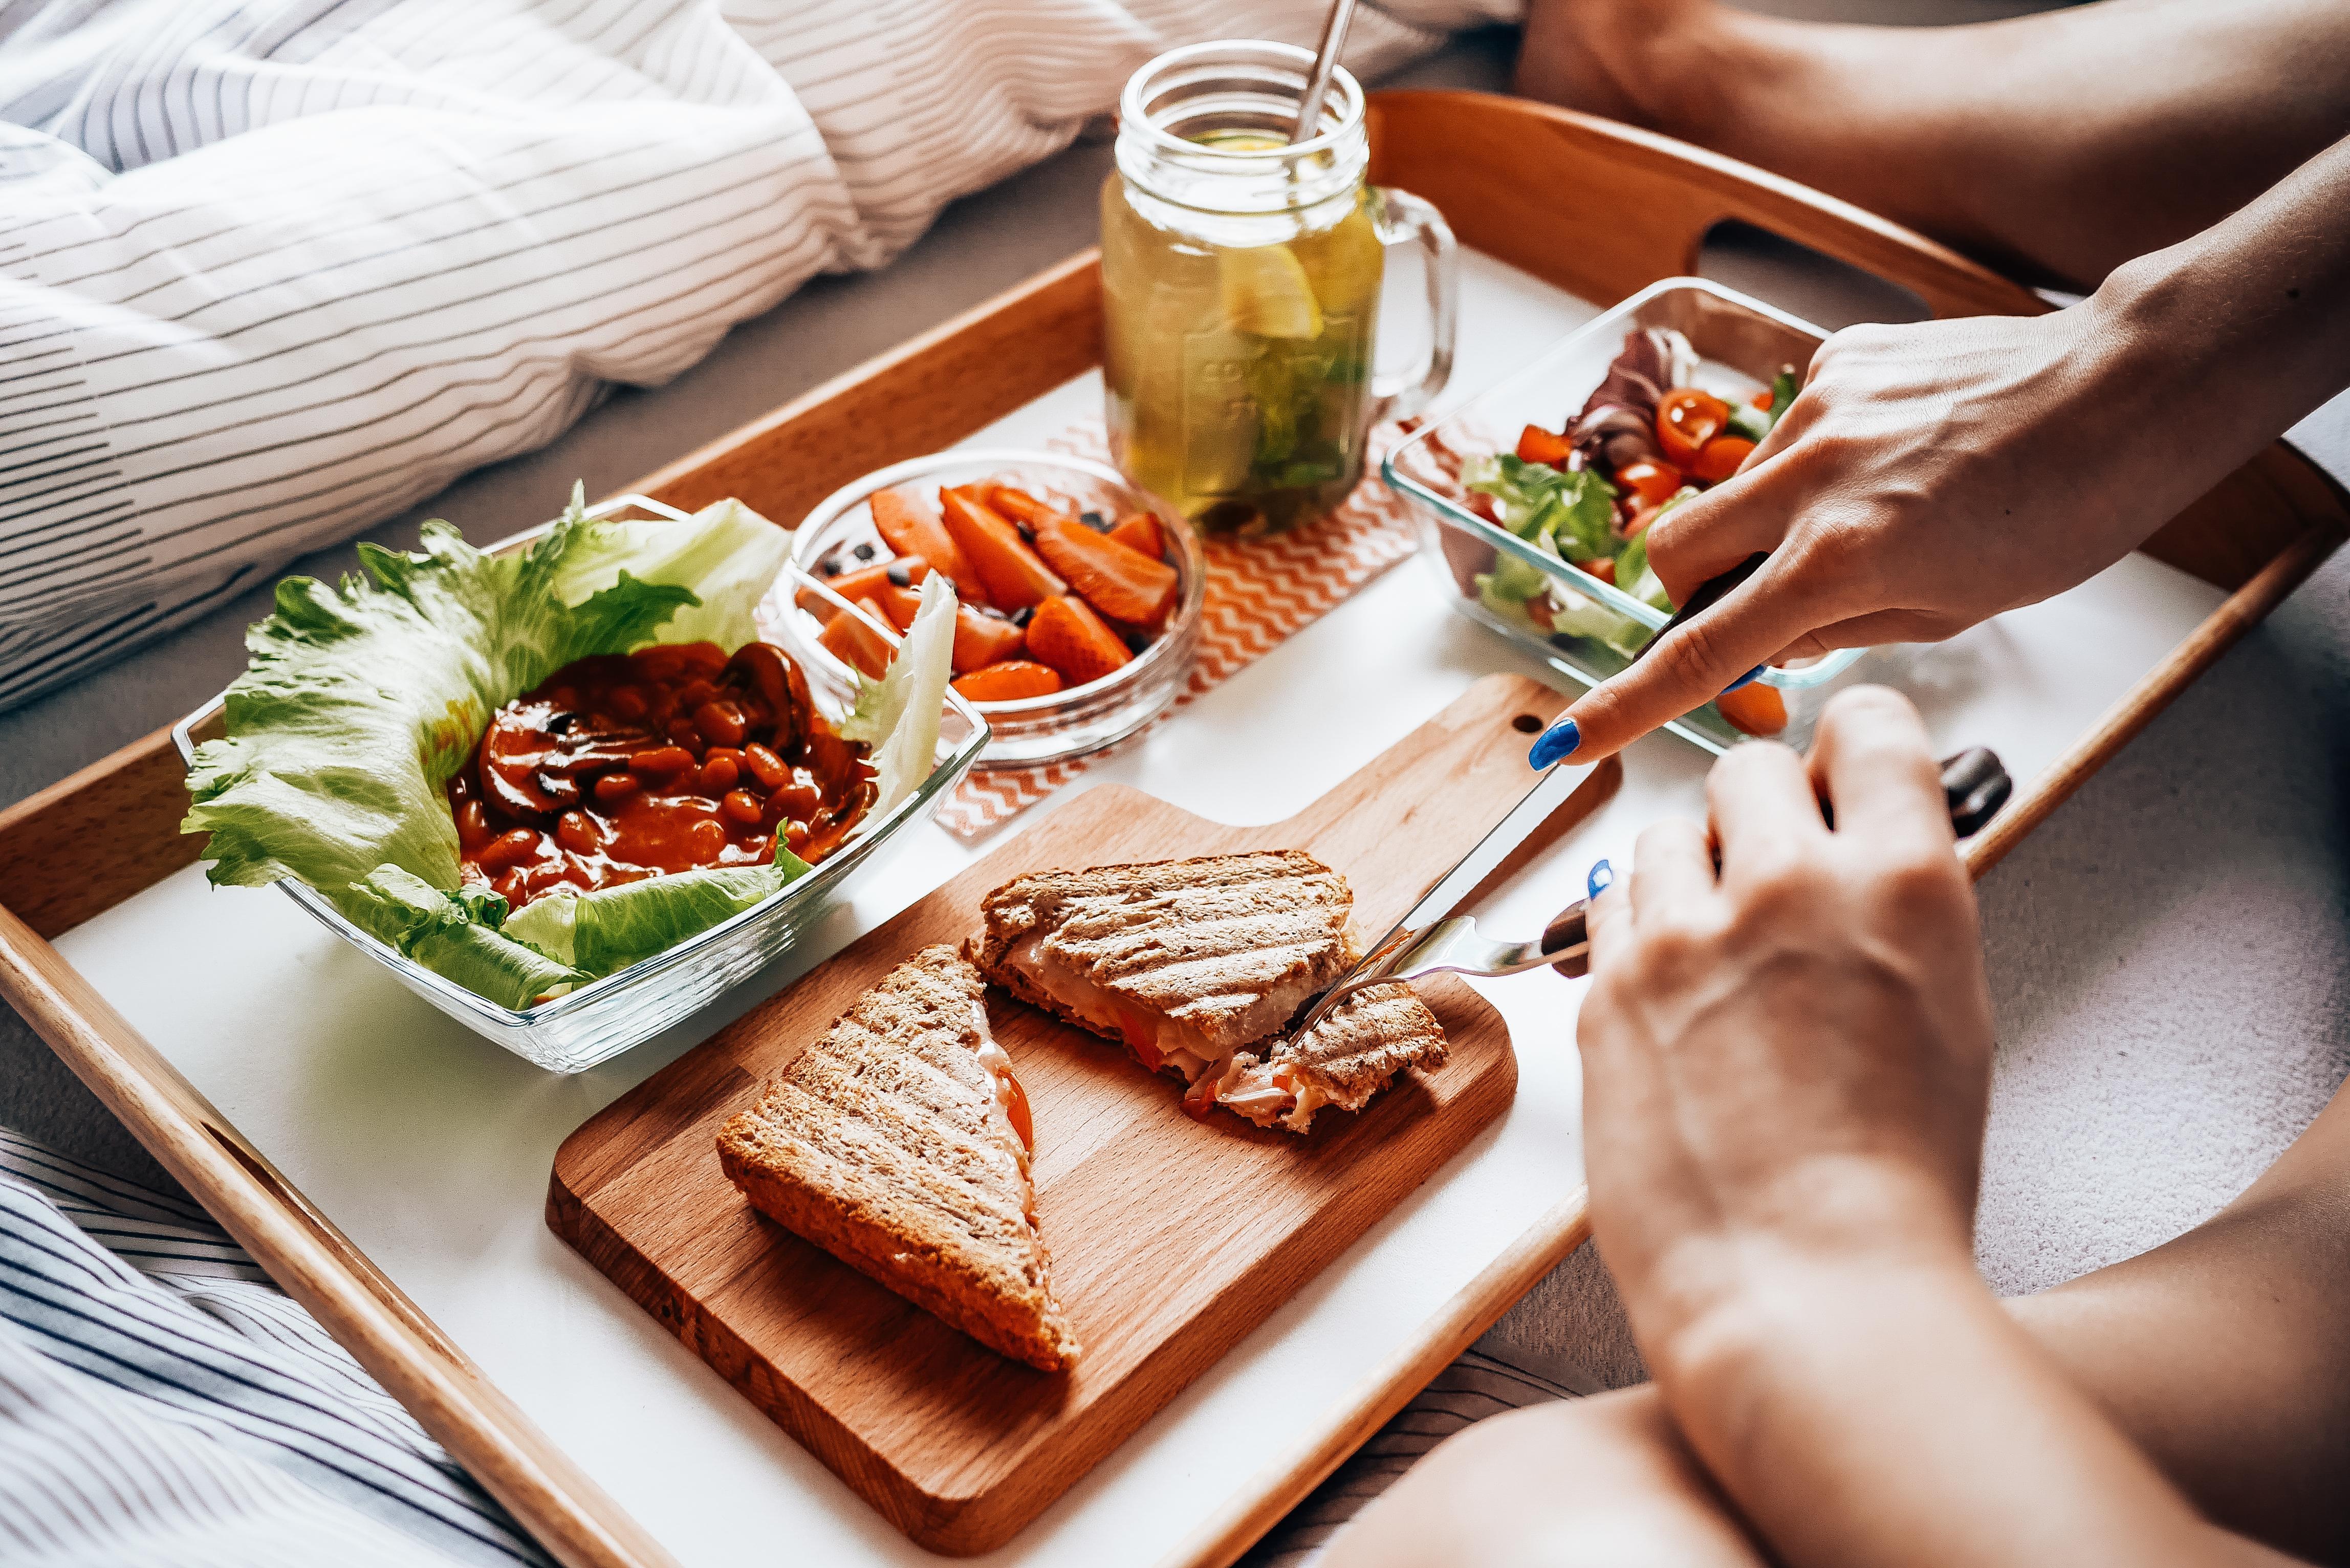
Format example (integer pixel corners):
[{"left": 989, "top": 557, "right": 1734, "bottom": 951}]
[
  {"left": 0, "top": 91, "right": 2342, "bottom": 1568},
  {"left": 548, "top": 674, "right": 1595, "bottom": 1553}
]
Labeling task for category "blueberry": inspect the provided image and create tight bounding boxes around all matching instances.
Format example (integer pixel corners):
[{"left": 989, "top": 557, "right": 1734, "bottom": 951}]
[
  {"left": 1123, "top": 630, "right": 1150, "bottom": 654},
  {"left": 884, "top": 559, "right": 914, "bottom": 588},
  {"left": 1011, "top": 606, "right": 1035, "bottom": 629},
  {"left": 1081, "top": 510, "right": 1111, "bottom": 533},
  {"left": 852, "top": 541, "right": 877, "bottom": 562},
  {"left": 816, "top": 556, "right": 842, "bottom": 577}
]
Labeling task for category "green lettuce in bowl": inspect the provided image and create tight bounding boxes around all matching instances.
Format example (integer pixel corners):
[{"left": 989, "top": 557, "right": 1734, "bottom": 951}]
[{"left": 181, "top": 491, "right": 955, "bottom": 1010}]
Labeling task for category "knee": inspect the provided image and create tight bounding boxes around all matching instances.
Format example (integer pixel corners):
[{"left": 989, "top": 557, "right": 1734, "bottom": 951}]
[{"left": 1322, "top": 1388, "right": 1765, "bottom": 1568}]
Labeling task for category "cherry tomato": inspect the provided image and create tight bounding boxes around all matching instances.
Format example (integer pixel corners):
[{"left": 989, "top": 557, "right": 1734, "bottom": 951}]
[
  {"left": 1657, "top": 388, "right": 1731, "bottom": 466},
  {"left": 1750, "top": 388, "right": 1775, "bottom": 410},
  {"left": 1515, "top": 423, "right": 1574, "bottom": 467},
  {"left": 1576, "top": 556, "right": 1617, "bottom": 586},
  {"left": 1686, "top": 434, "right": 1757, "bottom": 485},
  {"left": 1614, "top": 458, "right": 1684, "bottom": 511}
]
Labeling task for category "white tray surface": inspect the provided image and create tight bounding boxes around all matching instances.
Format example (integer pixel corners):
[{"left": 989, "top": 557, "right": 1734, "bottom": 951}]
[{"left": 54, "top": 249, "right": 2221, "bottom": 1568}]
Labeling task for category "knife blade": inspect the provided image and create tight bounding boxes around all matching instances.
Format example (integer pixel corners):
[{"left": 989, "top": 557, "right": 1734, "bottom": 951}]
[{"left": 1289, "top": 755, "right": 1599, "bottom": 1039}]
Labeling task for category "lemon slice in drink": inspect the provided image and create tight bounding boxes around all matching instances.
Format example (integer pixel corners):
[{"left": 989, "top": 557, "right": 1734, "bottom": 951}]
[{"left": 1218, "top": 243, "right": 1324, "bottom": 340}]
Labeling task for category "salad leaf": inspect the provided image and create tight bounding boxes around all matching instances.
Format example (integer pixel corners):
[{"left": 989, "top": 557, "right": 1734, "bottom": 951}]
[
  {"left": 1614, "top": 486, "right": 1695, "bottom": 614},
  {"left": 180, "top": 493, "right": 890, "bottom": 1010},
  {"left": 1476, "top": 550, "right": 1553, "bottom": 606},
  {"left": 341, "top": 866, "right": 575, "bottom": 1010},
  {"left": 502, "top": 860, "right": 811, "bottom": 978},
  {"left": 184, "top": 508, "right": 702, "bottom": 902},
  {"left": 838, "top": 570, "right": 959, "bottom": 819},
  {"left": 1727, "top": 368, "right": 1799, "bottom": 444},
  {"left": 547, "top": 487, "right": 782, "bottom": 651},
  {"left": 1464, "top": 454, "right": 1617, "bottom": 563}
]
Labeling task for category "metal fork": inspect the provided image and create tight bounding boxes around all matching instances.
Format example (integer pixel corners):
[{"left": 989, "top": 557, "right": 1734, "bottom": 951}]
[
  {"left": 1289, "top": 744, "right": 2013, "bottom": 1039},
  {"left": 1292, "top": 906, "right": 1592, "bottom": 1039}
]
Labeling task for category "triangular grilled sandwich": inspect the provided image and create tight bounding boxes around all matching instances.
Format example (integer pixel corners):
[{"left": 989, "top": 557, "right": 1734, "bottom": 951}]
[
  {"left": 1190, "top": 982, "right": 1450, "bottom": 1134},
  {"left": 970, "top": 850, "right": 1359, "bottom": 1087},
  {"left": 715, "top": 945, "right": 1077, "bottom": 1371}
]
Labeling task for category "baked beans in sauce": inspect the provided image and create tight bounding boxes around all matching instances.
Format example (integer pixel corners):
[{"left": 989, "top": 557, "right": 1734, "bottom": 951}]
[{"left": 448, "top": 640, "right": 876, "bottom": 909}]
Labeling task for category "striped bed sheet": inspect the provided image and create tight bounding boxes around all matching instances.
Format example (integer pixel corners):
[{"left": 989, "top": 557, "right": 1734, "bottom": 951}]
[
  {"left": 0, "top": 0, "right": 1515, "bottom": 709},
  {"left": 0, "top": 1123, "right": 1589, "bottom": 1563}
]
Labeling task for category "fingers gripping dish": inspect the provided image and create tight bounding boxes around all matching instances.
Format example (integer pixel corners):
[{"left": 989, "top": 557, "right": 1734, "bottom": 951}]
[{"left": 716, "top": 946, "right": 1076, "bottom": 1372}]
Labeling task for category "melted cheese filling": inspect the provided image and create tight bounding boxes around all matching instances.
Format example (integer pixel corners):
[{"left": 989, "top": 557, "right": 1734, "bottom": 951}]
[
  {"left": 970, "top": 1008, "right": 1033, "bottom": 1174},
  {"left": 1211, "top": 1058, "right": 1329, "bottom": 1131},
  {"left": 1002, "top": 932, "right": 1230, "bottom": 1083}
]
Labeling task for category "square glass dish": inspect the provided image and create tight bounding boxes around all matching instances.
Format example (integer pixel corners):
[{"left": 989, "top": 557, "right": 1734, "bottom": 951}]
[
  {"left": 170, "top": 496, "right": 988, "bottom": 1074},
  {"left": 1384, "top": 277, "right": 1861, "bottom": 754}
]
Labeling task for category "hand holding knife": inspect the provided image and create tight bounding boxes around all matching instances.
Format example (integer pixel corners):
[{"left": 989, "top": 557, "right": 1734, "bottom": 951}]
[{"left": 1287, "top": 554, "right": 2013, "bottom": 1034}]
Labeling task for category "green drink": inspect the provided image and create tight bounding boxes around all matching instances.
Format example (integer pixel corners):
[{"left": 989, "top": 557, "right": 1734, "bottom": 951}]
[{"left": 1104, "top": 46, "right": 1456, "bottom": 536}]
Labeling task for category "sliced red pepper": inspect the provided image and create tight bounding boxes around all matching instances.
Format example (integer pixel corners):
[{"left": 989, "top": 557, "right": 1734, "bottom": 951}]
[{"left": 1515, "top": 423, "right": 1573, "bottom": 467}]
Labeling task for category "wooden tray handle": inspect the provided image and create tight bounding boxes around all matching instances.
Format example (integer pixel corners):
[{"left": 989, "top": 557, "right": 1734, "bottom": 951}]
[
  {"left": 1366, "top": 91, "right": 2047, "bottom": 323},
  {"left": 0, "top": 903, "right": 676, "bottom": 1568}
]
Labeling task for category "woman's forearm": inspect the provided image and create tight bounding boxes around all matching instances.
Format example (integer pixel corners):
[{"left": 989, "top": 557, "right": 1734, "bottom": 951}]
[
  {"left": 1654, "top": 1251, "right": 2301, "bottom": 1567},
  {"left": 2099, "top": 130, "right": 2350, "bottom": 470}
]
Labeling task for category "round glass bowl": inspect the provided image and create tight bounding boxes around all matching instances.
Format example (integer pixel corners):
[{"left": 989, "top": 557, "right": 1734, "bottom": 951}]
[{"left": 784, "top": 449, "right": 1205, "bottom": 767}]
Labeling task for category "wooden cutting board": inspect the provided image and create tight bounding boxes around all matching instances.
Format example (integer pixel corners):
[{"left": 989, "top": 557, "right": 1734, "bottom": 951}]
[{"left": 547, "top": 674, "right": 1619, "bottom": 1554}]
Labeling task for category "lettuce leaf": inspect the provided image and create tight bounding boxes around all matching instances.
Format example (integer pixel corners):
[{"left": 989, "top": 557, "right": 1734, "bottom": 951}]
[
  {"left": 837, "top": 571, "right": 958, "bottom": 819},
  {"left": 181, "top": 493, "right": 873, "bottom": 1010},
  {"left": 501, "top": 859, "right": 810, "bottom": 978},
  {"left": 1464, "top": 453, "right": 1617, "bottom": 563},
  {"left": 341, "top": 866, "right": 575, "bottom": 1010},
  {"left": 1727, "top": 368, "right": 1799, "bottom": 443}
]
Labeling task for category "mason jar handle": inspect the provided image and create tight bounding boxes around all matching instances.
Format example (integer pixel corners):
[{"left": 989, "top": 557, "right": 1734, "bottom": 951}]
[{"left": 1368, "top": 187, "right": 1459, "bottom": 427}]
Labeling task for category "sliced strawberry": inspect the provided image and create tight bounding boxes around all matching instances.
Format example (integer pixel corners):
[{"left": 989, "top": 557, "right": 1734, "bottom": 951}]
[
  {"left": 796, "top": 557, "right": 924, "bottom": 620},
  {"left": 817, "top": 599, "right": 894, "bottom": 679},
  {"left": 1025, "top": 593, "right": 1133, "bottom": 688},
  {"left": 950, "top": 659, "right": 1063, "bottom": 702},
  {"left": 951, "top": 605, "right": 1026, "bottom": 673},
  {"left": 940, "top": 488, "right": 1065, "bottom": 612},
  {"left": 871, "top": 488, "right": 981, "bottom": 602},
  {"left": 1031, "top": 510, "right": 1178, "bottom": 629},
  {"left": 1106, "top": 512, "right": 1166, "bottom": 560}
]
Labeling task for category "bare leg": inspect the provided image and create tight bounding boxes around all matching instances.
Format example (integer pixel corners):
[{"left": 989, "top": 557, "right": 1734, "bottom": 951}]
[
  {"left": 1514, "top": 0, "right": 2350, "bottom": 287},
  {"left": 1320, "top": 1387, "right": 1770, "bottom": 1568},
  {"left": 2007, "top": 1081, "right": 2350, "bottom": 1563},
  {"left": 1325, "top": 1080, "right": 2350, "bottom": 1567}
]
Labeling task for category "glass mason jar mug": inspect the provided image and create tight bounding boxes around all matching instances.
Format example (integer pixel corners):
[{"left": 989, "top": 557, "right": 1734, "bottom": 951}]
[{"left": 1102, "top": 40, "right": 1459, "bottom": 536}]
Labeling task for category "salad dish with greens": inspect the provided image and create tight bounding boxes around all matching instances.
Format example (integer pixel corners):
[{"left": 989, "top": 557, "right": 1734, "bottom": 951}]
[
  {"left": 1459, "top": 326, "right": 1796, "bottom": 673},
  {"left": 181, "top": 491, "right": 958, "bottom": 1011}
]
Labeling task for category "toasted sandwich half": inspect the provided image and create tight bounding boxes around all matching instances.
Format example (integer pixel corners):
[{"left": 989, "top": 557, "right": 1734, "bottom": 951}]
[
  {"left": 1189, "top": 983, "right": 1450, "bottom": 1134},
  {"left": 970, "top": 850, "right": 1359, "bottom": 1086},
  {"left": 715, "top": 944, "right": 1077, "bottom": 1371}
]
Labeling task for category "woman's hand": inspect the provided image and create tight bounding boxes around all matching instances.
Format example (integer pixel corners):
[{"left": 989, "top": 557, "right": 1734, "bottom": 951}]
[
  {"left": 1546, "top": 287, "right": 2218, "bottom": 763},
  {"left": 1578, "top": 686, "right": 1997, "bottom": 1364}
]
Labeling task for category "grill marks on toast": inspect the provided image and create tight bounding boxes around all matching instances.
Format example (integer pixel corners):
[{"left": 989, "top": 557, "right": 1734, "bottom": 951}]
[
  {"left": 1281, "top": 984, "right": 1449, "bottom": 1101},
  {"left": 716, "top": 946, "right": 1076, "bottom": 1371},
  {"left": 973, "top": 851, "right": 1360, "bottom": 1057}
]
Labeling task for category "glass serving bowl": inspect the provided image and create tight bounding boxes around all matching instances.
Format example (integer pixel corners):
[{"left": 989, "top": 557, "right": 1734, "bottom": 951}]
[
  {"left": 1384, "top": 277, "right": 1866, "bottom": 755},
  {"left": 170, "top": 495, "right": 988, "bottom": 1074},
  {"left": 782, "top": 449, "right": 1206, "bottom": 767}
]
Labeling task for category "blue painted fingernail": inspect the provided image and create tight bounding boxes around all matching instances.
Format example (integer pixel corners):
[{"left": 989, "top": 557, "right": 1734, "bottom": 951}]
[
  {"left": 1724, "top": 666, "right": 1764, "bottom": 692},
  {"left": 1586, "top": 858, "right": 1614, "bottom": 898},
  {"left": 1528, "top": 718, "right": 1580, "bottom": 769}
]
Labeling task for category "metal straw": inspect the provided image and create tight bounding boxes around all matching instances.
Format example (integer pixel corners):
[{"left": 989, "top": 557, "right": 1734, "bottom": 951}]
[{"left": 1289, "top": 0, "right": 1359, "bottom": 143}]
